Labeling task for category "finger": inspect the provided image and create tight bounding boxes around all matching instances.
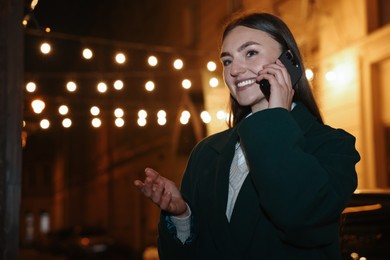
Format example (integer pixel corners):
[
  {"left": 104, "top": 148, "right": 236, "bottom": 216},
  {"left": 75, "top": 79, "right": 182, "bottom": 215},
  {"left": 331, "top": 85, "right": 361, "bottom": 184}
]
[
  {"left": 159, "top": 191, "right": 172, "bottom": 211},
  {"left": 143, "top": 179, "right": 154, "bottom": 197},
  {"left": 134, "top": 180, "right": 144, "bottom": 191},
  {"left": 145, "top": 168, "right": 159, "bottom": 179},
  {"left": 150, "top": 183, "right": 164, "bottom": 205},
  {"left": 262, "top": 62, "right": 290, "bottom": 87}
]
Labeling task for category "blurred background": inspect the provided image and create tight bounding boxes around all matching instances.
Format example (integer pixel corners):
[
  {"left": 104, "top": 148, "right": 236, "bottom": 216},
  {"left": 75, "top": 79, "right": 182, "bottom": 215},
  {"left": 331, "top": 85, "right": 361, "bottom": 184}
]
[{"left": 3, "top": 0, "right": 390, "bottom": 259}]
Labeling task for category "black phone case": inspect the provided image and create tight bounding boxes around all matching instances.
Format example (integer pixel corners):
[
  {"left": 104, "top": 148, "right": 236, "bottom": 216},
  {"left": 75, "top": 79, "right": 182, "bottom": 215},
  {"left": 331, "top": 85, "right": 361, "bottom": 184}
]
[{"left": 259, "top": 50, "right": 303, "bottom": 100}]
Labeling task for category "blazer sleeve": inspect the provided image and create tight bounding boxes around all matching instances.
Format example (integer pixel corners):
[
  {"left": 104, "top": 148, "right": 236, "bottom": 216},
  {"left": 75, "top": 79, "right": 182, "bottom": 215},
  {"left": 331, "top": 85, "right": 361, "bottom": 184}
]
[
  {"left": 237, "top": 107, "right": 360, "bottom": 248},
  {"left": 157, "top": 140, "right": 206, "bottom": 260}
]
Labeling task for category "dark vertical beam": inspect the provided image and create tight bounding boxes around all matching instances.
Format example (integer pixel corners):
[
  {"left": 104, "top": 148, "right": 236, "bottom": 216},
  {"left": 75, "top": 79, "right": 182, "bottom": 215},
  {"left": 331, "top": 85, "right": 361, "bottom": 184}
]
[{"left": 0, "top": 0, "right": 24, "bottom": 259}]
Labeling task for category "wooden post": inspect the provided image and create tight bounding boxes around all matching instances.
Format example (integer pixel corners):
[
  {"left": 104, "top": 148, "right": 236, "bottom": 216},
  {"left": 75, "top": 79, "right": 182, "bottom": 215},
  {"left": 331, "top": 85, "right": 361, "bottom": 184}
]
[{"left": 0, "top": 0, "right": 24, "bottom": 259}]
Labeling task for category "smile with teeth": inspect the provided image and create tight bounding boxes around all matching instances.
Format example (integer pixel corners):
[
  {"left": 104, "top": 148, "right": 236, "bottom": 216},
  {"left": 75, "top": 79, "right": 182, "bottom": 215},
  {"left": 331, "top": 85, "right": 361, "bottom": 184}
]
[{"left": 237, "top": 79, "right": 256, "bottom": 88}]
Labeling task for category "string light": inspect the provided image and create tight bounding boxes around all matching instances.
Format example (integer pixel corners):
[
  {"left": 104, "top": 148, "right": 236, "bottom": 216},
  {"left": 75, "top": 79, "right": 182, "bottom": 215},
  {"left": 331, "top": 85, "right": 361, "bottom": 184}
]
[
  {"left": 200, "top": 111, "right": 211, "bottom": 124},
  {"left": 207, "top": 61, "right": 217, "bottom": 72},
  {"left": 40, "top": 42, "right": 51, "bottom": 54},
  {"left": 30, "top": 0, "right": 39, "bottom": 10},
  {"left": 148, "top": 55, "right": 158, "bottom": 67},
  {"left": 89, "top": 106, "right": 99, "bottom": 116},
  {"left": 31, "top": 99, "right": 45, "bottom": 114},
  {"left": 137, "top": 109, "right": 147, "bottom": 127},
  {"left": 40, "top": 119, "right": 50, "bottom": 129},
  {"left": 138, "top": 109, "right": 147, "bottom": 118},
  {"left": 157, "top": 110, "right": 167, "bottom": 126},
  {"left": 24, "top": 36, "right": 234, "bottom": 131},
  {"left": 114, "top": 80, "right": 124, "bottom": 90},
  {"left": 305, "top": 68, "right": 314, "bottom": 81},
  {"left": 26, "top": 82, "right": 37, "bottom": 92},
  {"left": 58, "top": 105, "right": 69, "bottom": 115},
  {"left": 62, "top": 118, "right": 72, "bottom": 128},
  {"left": 145, "top": 81, "right": 155, "bottom": 91},
  {"left": 173, "top": 59, "right": 184, "bottom": 70},
  {"left": 114, "top": 108, "right": 124, "bottom": 118},
  {"left": 66, "top": 81, "right": 77, "bottom": 92},
  {"left": 82, "top": 48, "right": 93, "bottom": 59},
  {"left": 182, "top": 79, "right": 191, "bottom": 89},
  {"left": 209, "top": 77, "right": 219, "bottom": 88},
  {"left": 216, "top": 110, "right": 228, "bottom": 121},
  {"left": 115, "top": 52, "right": 126, "bottom": 64},
  {"left": 115, "top": 118, "right": 125, "bottom": 127},
  {"left": 91, "top": 118, "right": 102, "bottom": 128},
  {"left": 97, "top": 82, "right": 108, "bottom": 93},
  {"left": 180, "top": 110, "right": 190, "bottom": 125}
]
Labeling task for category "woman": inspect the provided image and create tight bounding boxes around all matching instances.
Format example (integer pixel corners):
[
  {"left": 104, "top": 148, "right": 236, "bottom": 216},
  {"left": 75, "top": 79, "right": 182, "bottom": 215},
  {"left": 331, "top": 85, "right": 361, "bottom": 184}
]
[{"left": 134, "top": 12, "right": 360, "bottom": 259}]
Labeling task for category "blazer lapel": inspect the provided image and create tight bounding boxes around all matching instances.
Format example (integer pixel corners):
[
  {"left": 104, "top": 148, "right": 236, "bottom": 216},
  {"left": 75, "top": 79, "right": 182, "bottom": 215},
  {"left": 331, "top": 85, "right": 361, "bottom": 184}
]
[
  {"left": 228, "top": 174, "right": 261, "bottom": 252},
  {"left": 208, "top": 127, "right": 244, "bottom": 259}
]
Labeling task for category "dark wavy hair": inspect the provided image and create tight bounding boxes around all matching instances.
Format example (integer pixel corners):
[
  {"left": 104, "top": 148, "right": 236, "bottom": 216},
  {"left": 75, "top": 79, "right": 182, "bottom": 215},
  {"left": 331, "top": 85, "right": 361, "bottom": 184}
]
[{"left": 222, "top": 12, "right": 323, "bottom": 127}]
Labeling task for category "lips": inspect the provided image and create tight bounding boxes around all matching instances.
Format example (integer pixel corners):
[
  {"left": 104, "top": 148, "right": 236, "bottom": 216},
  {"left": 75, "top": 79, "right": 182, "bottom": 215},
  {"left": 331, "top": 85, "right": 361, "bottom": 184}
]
[{"left": 236, "top": 79, "right": 256, "bottom": 88}]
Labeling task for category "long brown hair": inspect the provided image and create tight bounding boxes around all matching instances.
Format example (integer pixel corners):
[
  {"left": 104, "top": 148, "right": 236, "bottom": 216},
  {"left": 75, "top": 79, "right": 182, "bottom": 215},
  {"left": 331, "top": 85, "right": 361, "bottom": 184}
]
[{"left": 222, "top": 12, "right": 323, "bottom": 127}]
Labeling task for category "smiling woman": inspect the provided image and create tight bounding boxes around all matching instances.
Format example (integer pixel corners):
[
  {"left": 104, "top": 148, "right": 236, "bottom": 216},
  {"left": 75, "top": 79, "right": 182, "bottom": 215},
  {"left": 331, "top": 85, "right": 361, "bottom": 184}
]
[{"left": 134, "top": 12, "right": 361, "bottom": 260}]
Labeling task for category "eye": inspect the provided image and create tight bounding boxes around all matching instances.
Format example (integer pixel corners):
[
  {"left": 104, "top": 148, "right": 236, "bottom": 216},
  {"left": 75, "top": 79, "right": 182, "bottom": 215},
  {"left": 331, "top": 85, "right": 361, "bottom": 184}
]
[
  {"left": 221, "top": 59, "right": 232, "bottom": 67},
  {"left": 246, "top": 50, "right": 258, "bottom": 57}
]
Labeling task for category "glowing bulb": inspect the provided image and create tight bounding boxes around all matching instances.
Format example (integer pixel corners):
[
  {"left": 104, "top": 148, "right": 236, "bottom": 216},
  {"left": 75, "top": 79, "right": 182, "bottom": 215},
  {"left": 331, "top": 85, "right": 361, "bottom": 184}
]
[
  {"left": 115, "top": 118, "right": 125, "bottom": 127},
  {"left": 207, "top": 61, "right": 217, "bottom": 71},
  {"left": 182, "top": 110, "right": 190, "bottom": 118},
  {"left": 180, "top": 117, "right": 189, "bottom": 125},
  {"left": 209, "top": 77, "right": 219, "bottom": 87},
  {"left": 40, "top": 119, "right": 50, "bottom": 129},
  {"left": 325, "top": 71, "right": 336, "bottom": 82},
  {"left": 305, "top": 68, "right": 314, "bottom": 81},
  {"left": 40, "top": 42, "right": 51, "bottom": 54},
  {"left": 58, "top": 105, "right": 69, "bottom": 115},
  {"left": 173, "top": 59, "right": 184, "bottom": 70},
  {"left": 200, "top": 111, "right": 211, "bottom": 123},
  {"left": 180, "top": 110, "right": 190, "bottom": 124},
  {"left": 92, "top": 118, "right": 102, "bottom": 128},
  {"left": 31, "top": 99, "right": 45, "bottom": 114},
  {"left": 97, "top": 82, "right": 107, "bottom": 93},
  {"left": 66, "top": 81, "right": 77, "bottom": 92},
  {"left": 114, "top": 80, "right": 124, "bottom": 90},
  {"left": 158, "top": 117, "right": 166, "bottom": 125},
  {"left": 216, "top": 110, "right": 227, "bottom": 120},
  {"left": 26, "top": 82, "right": 36, "bottom": 92},
  {"left": 90, "top": 106, "right": 100, "bottom": 116},
  {"left": 62, "top": 118, "right": 72, "bottom": 128},
  {"left": 82, "top": 48, "right": 93, "bottom": 59},
  {"left": 157, "top": 110, "right": 166, "bottom": 118},
  {"left": 115, "top": 53, "right": 126, "bottom": 64},
  {"left": 114, "top": 108, "right": 124, "bottom": 118},
  {"left": 145, "top": 81, "right": 155, "bottom": 91},
  {"left": 138, "top": 109, "right": 147, "bottom": 118},
  {"left": 148, "top": 55, "right": 158, "bottom": 66},
  {"left": 182, "top": 79, "right": 191, "bottom": 89},
  {"left": 137, "top": 117, "right": 147, "bottom": 127}
]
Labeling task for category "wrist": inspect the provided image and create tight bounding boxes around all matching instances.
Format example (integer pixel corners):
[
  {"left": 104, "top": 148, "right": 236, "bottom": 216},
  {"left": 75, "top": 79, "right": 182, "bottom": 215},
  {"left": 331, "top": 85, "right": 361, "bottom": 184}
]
[{"left": 173, "top": 204, "right": 190, "bottom": 218}]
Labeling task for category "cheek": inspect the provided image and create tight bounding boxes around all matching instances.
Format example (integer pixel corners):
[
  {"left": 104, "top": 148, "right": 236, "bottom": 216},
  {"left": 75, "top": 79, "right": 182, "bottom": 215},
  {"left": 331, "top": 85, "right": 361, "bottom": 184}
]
[
  {"left": 248, "top": 58, "right": 266, "bottom": 71},
  {"left": 223, "top": 70, "right": 232, "bottom": 85}
]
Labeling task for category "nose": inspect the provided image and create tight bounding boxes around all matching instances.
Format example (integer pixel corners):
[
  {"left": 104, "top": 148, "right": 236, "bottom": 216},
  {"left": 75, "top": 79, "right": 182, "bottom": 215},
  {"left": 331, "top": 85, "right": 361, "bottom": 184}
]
[{"left": 230, "top": 60, "right": 246, "bottom": 76}]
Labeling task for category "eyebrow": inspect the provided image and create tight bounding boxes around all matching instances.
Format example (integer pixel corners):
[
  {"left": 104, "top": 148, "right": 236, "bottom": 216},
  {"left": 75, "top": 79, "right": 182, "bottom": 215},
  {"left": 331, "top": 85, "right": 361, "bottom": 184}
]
[{"left": 220, "top": 41, "right": 261, "bottom": 58}]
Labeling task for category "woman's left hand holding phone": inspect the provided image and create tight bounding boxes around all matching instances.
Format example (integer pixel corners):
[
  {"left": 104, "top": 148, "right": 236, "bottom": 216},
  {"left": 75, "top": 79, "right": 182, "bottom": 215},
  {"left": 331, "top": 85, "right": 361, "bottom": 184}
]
[{"left": 257, "top": 59, "right": 295, "bottom": 111}]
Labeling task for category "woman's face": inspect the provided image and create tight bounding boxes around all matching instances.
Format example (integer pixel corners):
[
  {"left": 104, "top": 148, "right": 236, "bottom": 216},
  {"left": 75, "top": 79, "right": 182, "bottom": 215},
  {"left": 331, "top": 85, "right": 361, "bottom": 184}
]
[{"left": 220, "top": 26, "right": 282, "bottom": 112}]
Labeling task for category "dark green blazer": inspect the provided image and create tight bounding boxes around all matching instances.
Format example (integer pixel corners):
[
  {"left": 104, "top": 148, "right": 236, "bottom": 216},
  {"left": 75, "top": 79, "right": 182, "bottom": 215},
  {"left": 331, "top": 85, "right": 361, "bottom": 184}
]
[{"left": 158, "top": 103, "right": 360, "bottom": 260}]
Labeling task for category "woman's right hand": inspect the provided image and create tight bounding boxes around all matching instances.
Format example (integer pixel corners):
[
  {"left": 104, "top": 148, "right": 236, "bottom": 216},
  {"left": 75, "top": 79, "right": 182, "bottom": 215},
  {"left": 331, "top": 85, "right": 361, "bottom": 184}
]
[{"left": 134, "top": 168, "right": 189, "bottom": 217}]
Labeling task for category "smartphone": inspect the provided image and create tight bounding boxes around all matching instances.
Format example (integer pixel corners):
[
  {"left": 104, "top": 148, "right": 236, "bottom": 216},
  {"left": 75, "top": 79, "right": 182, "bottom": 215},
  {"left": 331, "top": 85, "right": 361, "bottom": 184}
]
[{"left": 259, "top": 49, "right": 303, "bottom": 100}]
